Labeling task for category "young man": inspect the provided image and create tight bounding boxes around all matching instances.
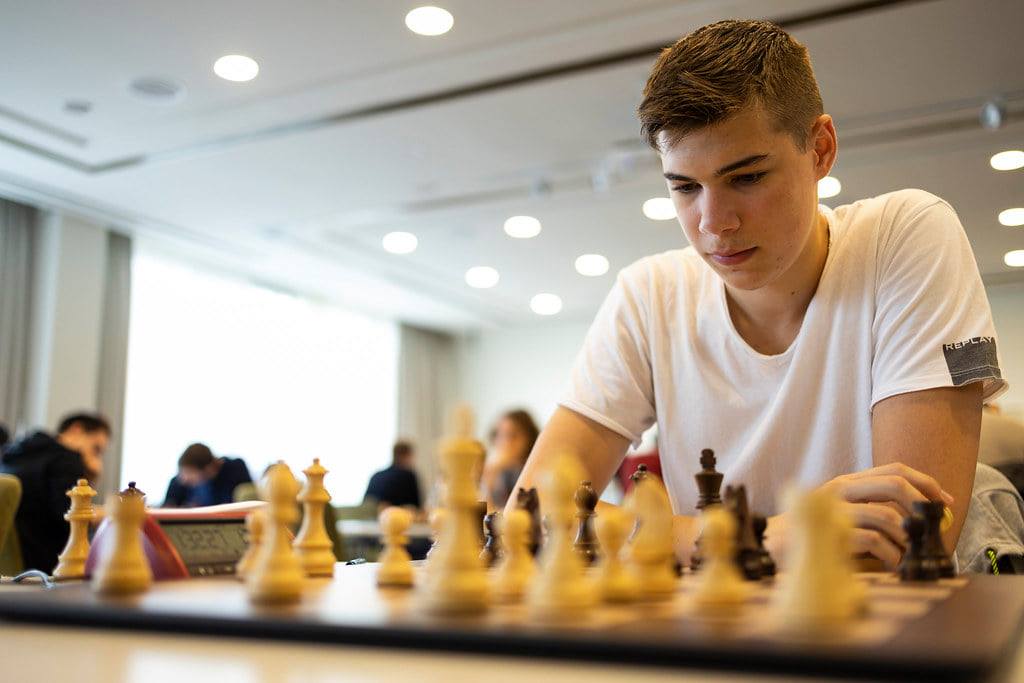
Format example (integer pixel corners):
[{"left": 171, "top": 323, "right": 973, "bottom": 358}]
[
  {"left": 508, "top": 20, "right": 1006, "bottom": 569},
  {"left": 162, "top": 443, "right": 253, "bottom": 508},
  {"left": 364, "top": 440, "right": 423, "bottom": 511},
  {"left": 0, "top": 412, "right": 110, "bottom": 573}
]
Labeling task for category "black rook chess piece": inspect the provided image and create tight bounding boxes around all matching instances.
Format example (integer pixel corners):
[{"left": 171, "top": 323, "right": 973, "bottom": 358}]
[
  {"left": 723, "top": 485, "right": 763, "bottom": 581},
  {"left": 898, "top": 514, "right": 940, "bottom": 582},
  {"left": 914, "top": 501, "right": 955, "bottom": 579},
  {"left": 573, "top": 480, "right": 599, "bottom": 565}
]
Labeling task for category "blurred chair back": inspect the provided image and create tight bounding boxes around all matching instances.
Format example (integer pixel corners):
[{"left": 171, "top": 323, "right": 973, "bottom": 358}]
[
  {"left": 234, "top": 480, "right": 347, "bottom": 561},
  {"left": 0, "top": 473, "right": 24, "bottom": 575}
]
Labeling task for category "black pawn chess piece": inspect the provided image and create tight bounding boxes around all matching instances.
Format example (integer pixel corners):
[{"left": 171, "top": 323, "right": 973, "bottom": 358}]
[
  {"left": 899, "top": 514, "right": 939, "bottom": 582},
  {"left": 695, "top": 449, "right": 723, "bottom": 510},
  {"left": 573, "top": 480, "right": 599, "bottom": 565},
  {"left": 480, "top": 511, "right": 500, "bottom": 567},
  {"left": 915, "top": 501, "right": 955, "bottom": 578},
  {"left": 515, "top": 487, "right": 542, "bottom": 556},
  {"left": 630, "top": 463, "right": 649, "bottom": 485},
  {"left": 751, "top": 515, "right": 776, "bottom": 578},
  {"left": 723, "top": 485, "right": 763, "bottom": 581}
]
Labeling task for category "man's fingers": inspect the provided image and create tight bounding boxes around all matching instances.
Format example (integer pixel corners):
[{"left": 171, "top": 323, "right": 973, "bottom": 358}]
[
  {"left": 846, "top": 502, "right": 907, "bottom": 550},
  {"left": 847, "top": 462, "right": 954, "bottom": 505},
  {"left": 850, "top": 528, "right": 902, "bottom": 570},
  {"left": 836, "top": 475, "right": 931, "bottom": 515}
]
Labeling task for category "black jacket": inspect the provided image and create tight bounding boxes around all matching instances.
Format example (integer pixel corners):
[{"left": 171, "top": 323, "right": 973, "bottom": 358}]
[
  {"left": 162, "top": 457, "right": 253, "bottom": 508},
  {"left": 0, "top": 432, "right": 88, "bottom": 573},
  {"left": 364, "top": 464, "right": 421, "bottom": 508}
]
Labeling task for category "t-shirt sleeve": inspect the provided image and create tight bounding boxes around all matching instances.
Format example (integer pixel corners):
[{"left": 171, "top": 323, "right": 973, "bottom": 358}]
[
  {"left": 560, "top": 266, "right": 657, "bottom": 447},
  {"left": 871, "top": 193, "right": 1007, "bottom": 406}
]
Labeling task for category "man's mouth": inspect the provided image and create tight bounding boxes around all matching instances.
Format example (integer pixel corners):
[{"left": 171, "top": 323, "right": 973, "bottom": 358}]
[{"left": 709, "top": 246, "right": 757, "bottom": 266}]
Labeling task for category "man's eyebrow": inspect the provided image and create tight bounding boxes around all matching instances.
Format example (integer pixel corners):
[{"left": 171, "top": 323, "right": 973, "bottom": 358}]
[{"left": 663, "top": 154, "right": 771, "bottom": 182}]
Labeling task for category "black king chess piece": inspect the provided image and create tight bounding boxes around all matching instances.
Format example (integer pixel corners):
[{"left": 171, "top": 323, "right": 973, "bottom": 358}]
[
  {"left": 480, "top": 511, "right": 501, "bottom": 567},
  {"left": 690, "top": 449, "right": 724, "bottom": 571},
  {"left": 573, "top": 480, "right": 599, "bottom": 565}
]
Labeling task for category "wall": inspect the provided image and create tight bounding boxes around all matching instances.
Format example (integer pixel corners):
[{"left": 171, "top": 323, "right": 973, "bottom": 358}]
[{"left": 987, "top": 282, "right": 1024, "bottom": 419}]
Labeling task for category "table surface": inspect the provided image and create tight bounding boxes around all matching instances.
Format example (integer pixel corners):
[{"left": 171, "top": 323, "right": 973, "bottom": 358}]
[{"left": 337, "top": 518, "right": 432, "bottom": 538}]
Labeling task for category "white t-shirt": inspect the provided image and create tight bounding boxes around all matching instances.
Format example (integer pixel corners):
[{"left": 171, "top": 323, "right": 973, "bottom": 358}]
[{"left": 562, "top": 189, "right": 1007, "bottom": 516}]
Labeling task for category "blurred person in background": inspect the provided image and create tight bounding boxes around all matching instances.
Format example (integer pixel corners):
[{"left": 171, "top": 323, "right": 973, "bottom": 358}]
[
  {"left": 162, "top": 442, "right": 253, "bottom": 507},
  {"left": 482, "top": 409, "right": 540, "bottom": 510}
]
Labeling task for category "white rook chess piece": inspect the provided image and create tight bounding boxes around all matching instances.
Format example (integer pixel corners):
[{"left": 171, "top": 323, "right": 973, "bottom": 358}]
[
  {"left": 691, "top": 506, "right": 748, "bottom": 616},
  {"left": 53, "top": 478, "right": 97, "bottom": 580},
  {"left": 294, "top": 458, "right": 335, "bottom": 577},
  {"left": 248, "top": 462, "right": 305, "bottom": 604},
  {"left": 624, "top": 473, "right": 677, "bottom": 600},
  {"left": 492, "top": 507, "right": 535, "bottom": 602},
  {"left": 235, "top": 508, "right": 266, "bottom": 581},
  {"left": 377, "top": 506, "right": 414, "bottom": 587},
  {"left": 91, "top": 482, "right": 152, "bottom": 595},
  {"left": 527, "top": 454, "right": 596, "bottom": 619},
  {"left": 594, "top": 506, "right": 639, "bottom": 603},
  {"left": 418, "top": 405, "right": 489, "bottom": 615}
]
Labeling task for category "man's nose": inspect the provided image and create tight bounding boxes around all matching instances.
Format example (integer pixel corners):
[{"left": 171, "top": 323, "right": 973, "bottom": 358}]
[{"left": 697, "top": 191, "right": 740, "bottom": 236}]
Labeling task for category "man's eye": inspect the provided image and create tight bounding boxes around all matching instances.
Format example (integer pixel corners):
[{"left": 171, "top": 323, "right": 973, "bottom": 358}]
[
  {"left": 672, "top": 183, "right": 699, "bottom": 194},
  {"left": 733, "top": 172, "right": 767, "bottom": 185}
]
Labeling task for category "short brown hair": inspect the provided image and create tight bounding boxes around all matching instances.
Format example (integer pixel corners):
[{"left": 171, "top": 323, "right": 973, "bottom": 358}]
[
  {"left": 392, "top": 440, "right": 414, "bottom": 462},
  {"left": 178, "top": 442, "right": 215, "bottom": 469},
  {"left": 638, "top": 20, "right": 823, "bottom": 151},
  {"left": 57, "top": 412, "right": 111, "bottom": 436}
]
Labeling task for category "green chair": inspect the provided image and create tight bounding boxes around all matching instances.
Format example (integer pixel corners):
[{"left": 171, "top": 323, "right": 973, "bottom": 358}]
[
  {"left": 233, "top": 480, "right": 348, "bottom": 562},
  {"left": 0, "top": 474, "right": 24, "bottom": 575}
]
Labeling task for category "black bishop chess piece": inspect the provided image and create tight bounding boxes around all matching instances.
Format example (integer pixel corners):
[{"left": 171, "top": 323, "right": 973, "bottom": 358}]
[
  {"left": 573, "top": 480, "right": 599, "bottom": 565},
  {"left": 915, "top": 501, "right": 955, "bottom": 578},
  {"left": 898, "top": 513, "right": 940, "bottom": 582},
  {"left": 723, "top": 484, "right": 763, "bottom": 580},
  {"left": 751, "top": 514, "right": 776, "bottom": 578},
  {"left": 515, "top": 486, "right": 542, "bottom": 557},
  {"left": 480, "top": 511, "right": 501, "bottom": 567}
]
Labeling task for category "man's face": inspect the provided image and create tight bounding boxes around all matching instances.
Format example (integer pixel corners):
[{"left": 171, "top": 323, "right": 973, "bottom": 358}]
[
  {"left": 659, "top": 105, "right": 829, "bottom": 292},
  {"left": 58, "top": 427, "right": 108, "bottom": 479},
  {"left": 178, "top": 466, "right": 209, "bottom": 487}
]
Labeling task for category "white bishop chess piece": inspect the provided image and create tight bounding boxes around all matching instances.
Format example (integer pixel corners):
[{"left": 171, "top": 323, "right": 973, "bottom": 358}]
[
  {"left": 294, "top": 458, "right": 335, "bottom": 577},
  {"left": 248, "top": 462, "right": 305, "bottom": 604},
  {"left": 54, "top": 478, "right": 97, "bottom": 580},
  {"left": 91, "top": 482, "right": 152, "bottom": 595},
  {"left": 492, "top": 507, "right": 535, "bottom": 602}
]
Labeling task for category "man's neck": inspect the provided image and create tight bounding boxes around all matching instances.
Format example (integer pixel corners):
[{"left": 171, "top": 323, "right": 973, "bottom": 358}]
[{"left": 725, "top": 211, "right": 830, "bottom": 355}]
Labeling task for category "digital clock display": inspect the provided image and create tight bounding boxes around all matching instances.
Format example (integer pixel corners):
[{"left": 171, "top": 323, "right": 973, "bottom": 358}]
[{"left": 158, "top": 520, "right": 248, "bottom": 575}]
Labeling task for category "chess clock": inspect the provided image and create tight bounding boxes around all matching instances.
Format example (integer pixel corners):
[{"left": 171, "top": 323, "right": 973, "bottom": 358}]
[{"left": 85, "top": 502, "right": 264, "bottom": 580}]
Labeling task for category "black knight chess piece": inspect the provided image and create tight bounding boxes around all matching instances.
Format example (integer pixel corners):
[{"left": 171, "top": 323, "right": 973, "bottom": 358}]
[
  {"left": 573, "top": 480, "right": 599, "bottom": 565},
  {"left": 723, "top": 485, "right": 763, "bottom": 580},
  {"left": 915, "top": 501, "right": 955, "bottom": 579},
  {"left": 899, "top": 514, "right": 940, "bottom": 582},
  {"left": 480, "top": 511, "right": 501, "bottom": 567},
  {"left": 515, "top": 487, "right": 542, "bottom": 557}
]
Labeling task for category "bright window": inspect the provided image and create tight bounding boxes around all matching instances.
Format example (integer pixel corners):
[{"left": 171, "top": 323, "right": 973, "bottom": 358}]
[{"left": 121, "top": 250, "right": 398, "bottom": 505}]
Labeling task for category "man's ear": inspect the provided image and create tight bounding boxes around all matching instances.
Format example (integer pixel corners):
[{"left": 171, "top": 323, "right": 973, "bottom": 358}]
[{"left": 810, "top": 114, "right": 837, "bottom": 180}]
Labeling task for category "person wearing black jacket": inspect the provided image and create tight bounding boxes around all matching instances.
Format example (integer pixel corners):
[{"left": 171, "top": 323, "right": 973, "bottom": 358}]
[
  {"left": 0, "top": 413, "right": 110, "bottom": 573},
  {"left": 162, "top": 443, "right": 253, "bottom": 508}
]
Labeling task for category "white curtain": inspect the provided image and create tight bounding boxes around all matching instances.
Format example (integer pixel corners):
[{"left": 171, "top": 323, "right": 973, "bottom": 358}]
[
  {"left": 95, "top": 232, "right": 132, "bottom": 497},
  {"left": 0, "top": 199, "right": 37, "bottom": 434},
  {"left": 397, "top": 324, "right": 458, "bottom": 508}
]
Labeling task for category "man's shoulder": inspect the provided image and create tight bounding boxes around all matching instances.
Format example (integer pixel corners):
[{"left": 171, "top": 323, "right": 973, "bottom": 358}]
[
  {"left": 831, "top": 189, "right": 953, "bottom": 234},
  {"left": 617, "top": 247, "right": 705, "bottom": 292}
]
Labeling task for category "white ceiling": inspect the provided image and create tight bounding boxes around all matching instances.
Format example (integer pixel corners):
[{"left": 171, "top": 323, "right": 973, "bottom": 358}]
[{"left": 0, "top": 0, "right": 1021, "bottom": 329}]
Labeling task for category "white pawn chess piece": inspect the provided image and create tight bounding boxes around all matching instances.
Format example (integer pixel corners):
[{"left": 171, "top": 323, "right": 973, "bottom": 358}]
[
  {"left": 235, "top": 508, "right": 266, "bottom": 581},
  {"left": 248, "top": 462, "right": 305, "bottom": 604},
  {"left": 493, "top": 507, "right": 535, "bottom": 602},
  {"left": 624, "top": 473, "right": 677, "bottom": 600},
  {"left": 527, "top": 454, "right": 596, "bottom": 619},
  {"left": 425, "top": 506, "right": 447, "bottom": 559},
  {"left": 772, "top": 487, "right": 866, "bottom": 635},
  {"left": 691, "top": 506, "right": 748, "bottom": 616},
  {"left": 294, "top": 458, "right": 335, "bottom": 577},
  {"left": 594, "top": 506, "right": 639, "bottom": 603},
  {"left": 92, "top": 482, "right": 153, "bottom": 595},
  {"left": 377, "top": 506, "right": 414, "bottom": 587},
  {"left": 53, "top": 478, "right": 97, "bottom": 580},
  {"left": 418, "top": 405, "right": 489, "bottom": 615}
]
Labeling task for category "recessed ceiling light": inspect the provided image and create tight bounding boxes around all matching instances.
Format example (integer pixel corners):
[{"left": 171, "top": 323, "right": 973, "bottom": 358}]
[
  {"left": 465, "top": 266, "right": 499, "bottom": 289},
  {"left": 575, "top": 254, "right": 609, "bottom": 277},
  {"left": 642, "top": 197, "right": 675, "bottom": 221},
  {"left": 128, "top": 77, "right": 186, "bottom": 104},
  {"left": 998, "top": 208, "right": 1024, "bottom": 227},
  {"left": 530, "top": 293, "right": 562, "bottom": 316},
  {"left": 382, "top": 231, "right": 418, "bottom": 254},
  {"left": 818, "top": 176, "right": 841, "bottom": 199},
  {"left": 504, "top": 215, "right": 542, "bottom": 239},
  {"left": 1005, "top": 250, "right": 1024, "bottom": 268},
  {"left": 405, "top": 6, "right": 454, "bottom": 36},
  {"left": 214, "top": 54, "right": 259, "bottom": 82},
  {"left": 991, "top": 150, "right": 1024, "bottom": 171}
]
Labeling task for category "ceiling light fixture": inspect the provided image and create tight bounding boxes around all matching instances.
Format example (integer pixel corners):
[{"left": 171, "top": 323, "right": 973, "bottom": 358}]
[
  {"left": 382, "top": 231, "right": 418, "bottom": 254},
  {"left": 405, "top": 6, "right": 454, "bottom": 36},
  {"left": 465, "top": 266, "right": 499, "bottom": 289},
  {"left": 642, "top": 197, "right": 675, "bottom": 221},
  {"left": 214, "top": 55, "right": 259, "bottom": 82},
  {"left": 504, "top": 215, "right": 542, "bottom": 239},
  {"left": 998, "top": 208, "right": 1024, "bottom": 227},
  {"left": 1004, "top": 250, "right": 1024, "bottom": 268},
  {"left": 575, "top": 254, "right": 609, "bottom": 277},
  {"left": 818, "top": 176, "right": 841, "bottom": 199},
  {"left": 991, "top": 150, "right": 1024, "bottom": 171},
  {"left": 530, "top": 293, "right": 563, "bottom": 316}
]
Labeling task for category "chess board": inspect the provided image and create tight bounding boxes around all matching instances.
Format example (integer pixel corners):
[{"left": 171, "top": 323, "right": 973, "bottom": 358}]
[{"left": 2, "top": 564, "right": 1023, "bottom": 682}]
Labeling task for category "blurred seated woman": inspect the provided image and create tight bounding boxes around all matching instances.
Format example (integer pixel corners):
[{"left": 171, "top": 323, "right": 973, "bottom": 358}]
[{"left": 482, "top": 409, "right": 539, "bottom": 510}]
